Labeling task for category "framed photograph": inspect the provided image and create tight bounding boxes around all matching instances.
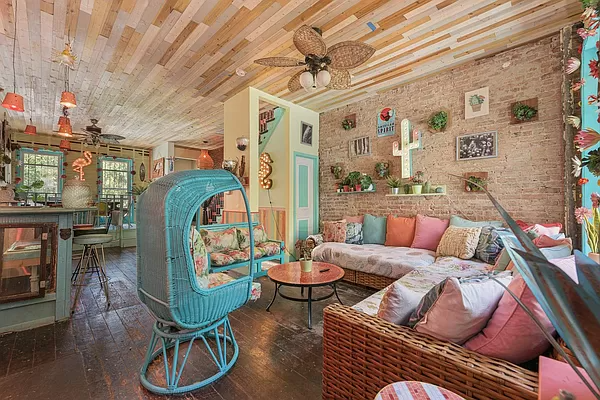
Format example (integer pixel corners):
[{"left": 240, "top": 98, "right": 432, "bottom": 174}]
[
  {"left": 301, "top": 122, "right": 313, "bottom": 146},
  {"left": 349, "top": 136, "right": 371, "bottom": 157},
  {"left": 456, "top": 131, "right": 498, "bottom": 161},
  {"left": 465, "top": 87, "right": 489, "bottom": 119},
  {"left": 152, "top": 157, "right": 165, "bottom": 179}
]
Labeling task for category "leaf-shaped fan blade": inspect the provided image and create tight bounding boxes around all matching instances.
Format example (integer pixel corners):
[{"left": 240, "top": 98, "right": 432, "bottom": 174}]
[
  {"left": 327, "top": 69, "right": 351, "bottom": 90},
  {"left": 288, "top": 70, "right": 304, "bottom": 92},
  {"left": 327, "top": 41, "right": 376, "bottom": 69},
  {"left": 254, "top": 57, "right": 304, "bottom": 67},
  {"left": 293, "top": 25, "right": 327, "bottom": 57},
  {"left": 100, "top": 134, "right": 126, "bottom": 141}
]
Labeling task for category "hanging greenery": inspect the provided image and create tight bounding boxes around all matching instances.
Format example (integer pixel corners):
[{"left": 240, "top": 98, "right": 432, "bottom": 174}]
[
  {"left": 512, "top": 103, "right": 538, "bottom": 121},
  {"left": 342, "top": 118, "right": 355, "bottom": 130},
  {"left": 427, "top": 110, "right": 448, "bottom": 131}
]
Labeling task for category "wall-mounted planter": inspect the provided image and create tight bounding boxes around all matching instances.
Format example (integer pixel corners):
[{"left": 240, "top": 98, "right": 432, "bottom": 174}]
[
  {"left": 464, "top": 172, "right": 488, "bottom": 192},
  {"left": 427, "top": 108, "right": 452, "bottom": 133},
  {"left": 342, "top": 114, "right": 356, "bottom": 130},
  {"left": 510, "top": 98, "right": 538, "bottom": 124}
]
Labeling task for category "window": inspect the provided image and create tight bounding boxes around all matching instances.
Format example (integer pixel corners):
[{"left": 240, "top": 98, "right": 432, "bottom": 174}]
[
  {"left": 100, "top": 158, "right": 132, "bottom": 198},
  {"left": 20, "top": 149, "right": 63, "bottom": 193}
]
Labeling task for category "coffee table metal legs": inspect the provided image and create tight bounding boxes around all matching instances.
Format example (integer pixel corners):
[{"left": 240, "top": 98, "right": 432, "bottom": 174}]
[
  {"left": 333, "top": 283, "right": 343, "bottom": 305},
  {"left": 266, "top": 283, "right": 279, "bottom": 312},
  {"left": 307, "top": 287, "right": 313, "bottom": 329}
]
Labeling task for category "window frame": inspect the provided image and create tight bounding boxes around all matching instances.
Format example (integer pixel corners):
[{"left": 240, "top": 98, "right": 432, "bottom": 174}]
[
  {"left": 98, "top": 156, "right": 133, "bottom": 199},
  {"left": 18, "top": 148, "right": 64, "bottom": 194}
]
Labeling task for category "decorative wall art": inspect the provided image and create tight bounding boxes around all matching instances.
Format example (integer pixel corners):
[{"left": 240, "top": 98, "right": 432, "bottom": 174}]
[
  {"left": 392, "top": 119, "right": 422, "bottom": 178},
  {"left": 152, "top": 158, "right": 165, "bottom": 179},
  {"left": 342, "top": 114, "right": 356, "bottom": 130},
  {"left": 456, "top": 131, "right": 498, "bottom": 161},
  {"left": 349, "top": 136, "right": 371, "bottom": 157},
  {"left": 139, "top": 162, "right": 146, "bottom": 182},
  {"left": 258, "top": 152, "right": 273, "bottom": 189},
  {"left": 465, "top": 87, "right": 490, "bottom": 119},
  {"left": 301, "top": 122, "right": 313, "bottom": 146},
  {"left": 377, "top": 108, "right": 396, "bottom": 137}
]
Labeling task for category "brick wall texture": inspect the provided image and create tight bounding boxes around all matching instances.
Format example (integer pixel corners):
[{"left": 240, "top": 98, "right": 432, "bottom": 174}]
[{"left": 319, "top": 36, "right": 565, "bottom": 225}]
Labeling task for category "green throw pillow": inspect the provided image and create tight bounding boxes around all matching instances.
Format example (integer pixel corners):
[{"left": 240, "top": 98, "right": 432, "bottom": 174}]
[
  {"left": 450, "top": 215, "right": 503, "bottom": 228},
  {"left": 363, "top": 214, "right": 386, "bottom": 244}
]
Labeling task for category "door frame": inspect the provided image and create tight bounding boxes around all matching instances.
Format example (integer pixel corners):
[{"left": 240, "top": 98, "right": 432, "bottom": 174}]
[{"left": 293, "top": 152, "right": 319, "bottom": 245}]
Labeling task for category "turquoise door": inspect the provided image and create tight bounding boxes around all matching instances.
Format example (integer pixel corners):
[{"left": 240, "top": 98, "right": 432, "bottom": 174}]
[{"left": 294, "top": 153, "right": 318, "bottom": 244}]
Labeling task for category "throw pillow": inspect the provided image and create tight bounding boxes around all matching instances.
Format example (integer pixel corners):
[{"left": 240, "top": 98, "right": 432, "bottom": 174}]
[
  {"left": 498, "top": 243, "right": 573, "bottom": 272},
  {"left": 516, "top": 220, "right": 563, "bottom": 232},
  {"left": 363, "top": 214, "right": 387, "bottom": 244},
  {"left": 344, "top": 215, "right": 364, "bottom": 223},
  {"left": 237, "top": 225, "right": 268, "bottom": 249},
  {"left": 475, "top": 227, "right": 514, "bottom": 265},
  {"left": 525, "top": 224, "right": 562, "bottom": 237},
  {"left": 464, "top": 267, "right": 562, "bottom": 363},
  {"left": 411, "top": 214, "right": 449, "bottom": 251},
  {"left": 384, "top": 215, "right": 416, "bottom": 247},
  {"left": 200, "top": 227, "right": 240, "bottom": 253},
  {"left": 409, "top": 273, "right": 512, "bottom": 344},
  {"left": 323, "top": 220, "right": 347, "bottom": 243},
  {"left": 436, "top": 226, "right": 482, "bottom": 259},
  {"left": 345, "top": 222, "right": 363, "bottom": 245},
  {"left": 377, "top": 281, "right": 423, "bottom": 326},
  {"left": 450, "top": 215, "right": 503, "bottom": 228},
  {"left": 190, "top": 228, "right": 209, "bottom": 288}
]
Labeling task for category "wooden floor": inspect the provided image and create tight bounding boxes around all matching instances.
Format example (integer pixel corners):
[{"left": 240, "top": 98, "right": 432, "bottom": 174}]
[{"left": 0, "top": 247, "right": 374, "bottom": 400}]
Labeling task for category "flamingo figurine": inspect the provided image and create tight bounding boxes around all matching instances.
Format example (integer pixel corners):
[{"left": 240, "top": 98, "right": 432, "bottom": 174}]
[{"left": 73, "top": 151, "right": 93, "bottom": 180}]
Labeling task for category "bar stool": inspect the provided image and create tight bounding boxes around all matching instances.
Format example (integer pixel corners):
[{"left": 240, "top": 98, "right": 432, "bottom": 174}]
[{"left": 71, "top": 233, "right": 113, "bottom": 313}]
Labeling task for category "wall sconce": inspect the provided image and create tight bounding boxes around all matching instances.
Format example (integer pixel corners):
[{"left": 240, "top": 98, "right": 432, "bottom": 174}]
[
  {"left": 236, "top": 136, "right": 249, "bottom": 151},
  {"left": 258, "top": 152, "right": 273, "bottom": 189}
]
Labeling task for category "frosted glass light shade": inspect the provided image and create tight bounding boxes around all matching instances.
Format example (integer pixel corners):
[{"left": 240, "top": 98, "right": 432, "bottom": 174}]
[
  {"left": 316, "top": 69, "right": 331, "bottom": 87},
  {"left": 299, "top": 71, "right": 314, "bottom": 89}
]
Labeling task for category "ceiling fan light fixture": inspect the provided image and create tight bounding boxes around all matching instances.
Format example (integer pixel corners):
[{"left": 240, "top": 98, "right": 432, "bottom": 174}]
[
  {"left": 60, "top": 91, "right": 77, "bottom": 108},
  {"left": 57, "top": 124, "right": 73, "bottom": 137},
  {"left": 299, "top": 71, "right": 314, "bottom": 89},
  {"left": 316, "top": 69, "right": 331, "bottom": 87},
  {"left": 2, "top": 93, "right": 24, "bottom": 112}
]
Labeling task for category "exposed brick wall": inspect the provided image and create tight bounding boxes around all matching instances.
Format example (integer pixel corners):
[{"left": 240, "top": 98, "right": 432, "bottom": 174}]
[
  {"left": 209, "top": 147, "right": 224, "bottom": 169},
  {"left": 319, "top": 36, "right": 565, "bottom": 225}
]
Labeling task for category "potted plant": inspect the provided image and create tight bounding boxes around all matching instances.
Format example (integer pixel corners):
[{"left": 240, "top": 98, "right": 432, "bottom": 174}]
[
  {"left": 15, "top": 180, "right": 44, "bottom": 200},
  {"left": 428, "top": 110, "right": 449, "bottom": 132},
  {"left": 342, "top": 177, "right": 351, "bottom": 192},
  {"left": 300, "top": 245, "right": 312, "bottom": 272},
  {"left": 466, "top": 175, "right": 487, "bottom": 192},
  {"left": 512, "top": 102, "right": 538, "bottom": 121},
  {"left": 575, "top": 193, "right": 600, "bottom": 263},
  {"left": 469, "top": 94, "right": 485, "bottom": 112},
  {"left": 341, "top": 118, "right": 355, "bottom": 130},
  {"left": 132, "top": 183, "right": 149, "bottom": 202},
  {"left": 386, "top": 176, "right": 402, "bottom": 195},
  {"left": 330, "top": 165, "right": 343, "bottom": 179},
  {"left": 360, "top": 174, "right": 373, "bottom": 191},
  {"left": 375, "top": 162, "right": 389, "bottom": 178},
  {"left": 347, "top": 171, "right": 362, "bottom": 191},
  {"left": 410, "top": 171, "right": 424, "bottom": 194}
]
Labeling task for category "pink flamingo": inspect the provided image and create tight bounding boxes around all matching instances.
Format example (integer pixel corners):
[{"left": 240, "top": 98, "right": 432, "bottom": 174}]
[{"left": 73, "top": 151, "right": 93, "bottom": 180}]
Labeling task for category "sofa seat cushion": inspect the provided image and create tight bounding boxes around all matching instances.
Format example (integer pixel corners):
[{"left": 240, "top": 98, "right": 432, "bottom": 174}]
[
  {"left": 226, "top": 248, "right": 263, "bottom": 262},
  {"left": 205, "top": 273, "right": 261, "bottom": 301},
  {"left": 352, "top": 256, "right": 491, "bottom": 317},
  {"left": 200, "top": 227, "right": 240, "bottom": 253},
  {"left": 312, "top": 243, "right": 436, "bottom": 280},
  {"left": 256, "top": 241, "right": 281, "bottom": 256},
  {"left": 210, "top": 252, "right": 236, "bottom": 266}
]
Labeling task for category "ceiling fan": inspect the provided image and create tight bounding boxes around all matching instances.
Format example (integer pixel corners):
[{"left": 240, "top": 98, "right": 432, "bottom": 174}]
[
  {"left": 254, "top": 25, "right": 375, "bottom": 92},
  {"left": 72, "top": 119, "right": 125, "bottom": 147}
]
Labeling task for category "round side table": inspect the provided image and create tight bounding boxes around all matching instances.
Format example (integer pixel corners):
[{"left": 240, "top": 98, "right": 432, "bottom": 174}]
[{"left": 375, "top": 381, "right": 465, "bottom": 400}]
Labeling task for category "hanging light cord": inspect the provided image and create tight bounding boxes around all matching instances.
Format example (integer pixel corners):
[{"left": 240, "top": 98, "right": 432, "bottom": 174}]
[{"left": 11, "top": 0, "right": 17, "bottom": 93}]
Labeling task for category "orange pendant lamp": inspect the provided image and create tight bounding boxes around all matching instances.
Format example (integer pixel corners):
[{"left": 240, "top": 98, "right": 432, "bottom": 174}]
[
  {"left": 196, "top": 149, "right": 214, "bottom": 169},
  {"left": 60, "top": 91, "right": 77, "bottom": 108},
  {"left": 57, "top": 123, "right": 73, "bottom": 137},
  {"left": 24, "top": 118, "right": 36, "bottom": 135},
  {"left": 2, "top": 0, "right": 24, "bottom": 112},
  {"left": 58, "top": 115, "right": 71, "bottom": 127},
  {"left": 59, "top": 139, "right": 71, "bottom": 151}
]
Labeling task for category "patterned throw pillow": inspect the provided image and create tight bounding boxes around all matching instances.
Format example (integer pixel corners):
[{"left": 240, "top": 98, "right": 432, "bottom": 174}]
[
  {"left": 236, "top": 225, "right": 268, "bottom": 249},
  {"left": 323, "top": 220, "right": 347, "bottom": 243},
  {"left": 475, "top": 227, "right": 513, "bottom": 265},
  {"left": 200, "top": 227, "right": 240, "bottom": 253},
  {"left": 436, "top": 226, "right": 482, "bottom": 259},
  {"left": 190, "top": 228, "right": 209, "bottom": 288},
  {"left": 345, "top": 222, "right": 363, "bottom": 245}
]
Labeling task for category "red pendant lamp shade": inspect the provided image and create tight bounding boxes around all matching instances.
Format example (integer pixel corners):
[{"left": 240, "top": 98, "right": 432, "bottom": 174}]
[
  {"left": 196, "top": 149, "right": 214, "bottom": 169},
  {"left": 58, "top": 116, "right": 71, "bottom": 127},
  {"left": 24, "top": 123, "right": 36, "bottom": 135},
  {"left": 57, "top": 124, "right": 73, "bottom": 137},
  {"left": 59, "top": 139, "right": 71, "bottom": 151},
  {"left": 60, "top": 91, "right": 77, "bottom": 108},
  {"left": 2, "top": 92, "right": 24, "bottom": 112}
]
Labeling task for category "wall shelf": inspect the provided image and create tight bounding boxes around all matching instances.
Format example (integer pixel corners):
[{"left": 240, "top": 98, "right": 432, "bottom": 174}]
[
  {"left": 386, "top": 192, "right": 446, "bottom": 197},
  {"left": 337, "top": 190, "right": 376, "bottom": 194}
]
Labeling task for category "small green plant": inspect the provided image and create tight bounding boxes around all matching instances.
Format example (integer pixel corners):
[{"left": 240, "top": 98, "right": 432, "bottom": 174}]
[
  {"left": 428, "top": 110, "right": 448, "bottom": 131},
  {"left": 132, "top": 183, "right": 149, "bottom": 196},
  {"left": 386, "top": 176, "right": 402, "bottom": 188},
  {"left": 360, "top": 174, "right": 373, "bottom": 190},
  {"left": 347, "top": 171, "right": 362, "bottom": 186},
  {"left": 409, "top": 171, "right": 424, "bottom": 185},
  {"left": 330, "top": 165, "right": 343, "bottom": 179},
  {"left": 15, "top": 180, "right": 44, "bottom": 193},
  {"left": 375, "top": 162, "right": 389, "bottom": 178},
  {"left": 466, "top": 176, "right": 487, "bottom": 192},
  {"left": 469, "top": 94, "right": 485, "bottom": 106},
  {"left": 341, "top": 119, "right": 354, "bottom": 130},
  {"left": 512, "top": 102, "right": 538, "bottom": 121}
]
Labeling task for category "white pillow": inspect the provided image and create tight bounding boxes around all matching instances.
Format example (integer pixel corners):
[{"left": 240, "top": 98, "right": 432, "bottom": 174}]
[
  {"left": 377, "top": 281, "right": 423, "bottom": 326},
  {"left": 526, "top": 224, "right": 561, "bottom": 237}
]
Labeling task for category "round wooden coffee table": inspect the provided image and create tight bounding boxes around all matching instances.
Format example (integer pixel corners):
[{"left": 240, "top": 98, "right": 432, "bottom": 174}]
[{"left": 266, "top": 262, "right": 345, "bottom": 329}]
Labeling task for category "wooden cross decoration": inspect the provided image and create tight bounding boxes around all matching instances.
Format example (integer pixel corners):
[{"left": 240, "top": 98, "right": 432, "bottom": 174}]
[{"left": 392, "top": 119, "right": 422, "bottom": 179}]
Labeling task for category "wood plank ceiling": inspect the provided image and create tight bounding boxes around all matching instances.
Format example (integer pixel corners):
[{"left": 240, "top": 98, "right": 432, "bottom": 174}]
[{"left": 0, "top": 0, "right": 581, "bottom": 149}]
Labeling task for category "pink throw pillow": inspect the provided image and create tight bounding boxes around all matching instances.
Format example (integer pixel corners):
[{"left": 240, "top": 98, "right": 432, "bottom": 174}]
[
  {"left": 323, "top": 220, "right": 347, "bottom": 243},
  {"left": 533, "top": 235, "right": 573, "bottom": 250},
  {"left": 411, "top": 214, "right": 449, "bottom": 251},
  {"left": 344, "top": 215, "right": 364, "bottom": 224}
]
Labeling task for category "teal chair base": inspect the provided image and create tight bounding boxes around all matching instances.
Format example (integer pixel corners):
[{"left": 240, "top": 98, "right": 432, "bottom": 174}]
[{"left": 140, "top": 316, "right": 239, "bottom": 395}]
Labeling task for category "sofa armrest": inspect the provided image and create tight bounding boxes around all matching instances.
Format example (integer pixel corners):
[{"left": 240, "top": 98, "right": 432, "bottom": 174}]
[{"left": 322, "top": 304, "right": 538, "bottom": 400}]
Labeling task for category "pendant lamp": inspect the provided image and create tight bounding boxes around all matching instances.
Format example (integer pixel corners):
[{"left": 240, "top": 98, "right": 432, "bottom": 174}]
[
  {"left": 58, "top": 116, "right": 71, "bottom": 127},
  {"left": 24, "top": 118, "right": 36, "bottom": 135},
  {"left": 57, "top": 124, "right": 73, "bottom": 137},
  {"left": 59, "top": 139, "right": 71, "bottom": 151},
  {"left": 2, "top": 0, "right": 24, "bottom": 112},
  {"left": 60, "top": 91, "right": 77, "bottom": 108},
  {"left": 196, "top": 149, "right": 214, "bottom": 169}
]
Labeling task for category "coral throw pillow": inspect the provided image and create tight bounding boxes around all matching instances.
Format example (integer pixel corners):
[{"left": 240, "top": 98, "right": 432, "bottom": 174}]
[
  {"left": 411, "top": 214, "right": 449, "bottom": 251},
  {"left": 436, "top": 226, "right": 482, "bottom": 259},
  {"left": 344, "top": 215, "right": 364, "bottom": 223},
  {"left": 464, "top": 266, "right": 563, "bottom": 363},
  {"left": 384, "top": 215, "right": 416, "bottom": 247},
  {"left": 323, "top": 220, "right": 347, "bottom": 243}
]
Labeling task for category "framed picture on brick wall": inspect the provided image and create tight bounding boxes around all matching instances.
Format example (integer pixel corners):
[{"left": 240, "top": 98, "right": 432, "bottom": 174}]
[
  {"left": 456, "top": 131, "right": 498, "bottom": 161},
  {"left": 350, "top": 136, "right": 371, "bottom": 157}
]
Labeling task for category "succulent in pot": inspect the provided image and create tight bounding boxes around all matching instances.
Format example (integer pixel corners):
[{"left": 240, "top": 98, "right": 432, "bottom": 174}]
[{"left": 386, "top": 176, "right": 402, "bottom": 195}]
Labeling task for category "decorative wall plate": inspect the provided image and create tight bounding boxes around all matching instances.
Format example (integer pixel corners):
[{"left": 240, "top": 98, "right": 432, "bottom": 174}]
[{"left": 140, "top": 162, "right": 146, "bottom": 182}]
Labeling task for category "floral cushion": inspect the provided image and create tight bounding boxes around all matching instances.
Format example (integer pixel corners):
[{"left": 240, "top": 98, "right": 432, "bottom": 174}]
[
  {"left": 227, "top": 248, "right": 264, "bottom": 262},
  {"left": 323, "top": 220, "right": 347, "bottom": 243},
  {"left": 256, "top": 241, "right": 281, "bottom": 256},
  {"left": 190, "top": 228, "right": 209, "bottom": 288},
  {"left": 210, "top": 252, "right": 236, "bottom": 266},
  {"left": 206, "top": 273, "right": 261, "bottom": 301},
  {"left": 236, "top": 225, "right": 268, "bottom": 248},
  {"left": 200, "top": 227, "right": 240, "bottom": 253},
  {"left": 345, "top": 222, "right": 363, "bottom": 245}
]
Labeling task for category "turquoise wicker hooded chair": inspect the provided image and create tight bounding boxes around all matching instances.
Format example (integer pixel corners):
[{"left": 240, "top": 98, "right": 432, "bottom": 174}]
[{"left": 136, "top": 170, "right": 255, "bottom": 394}]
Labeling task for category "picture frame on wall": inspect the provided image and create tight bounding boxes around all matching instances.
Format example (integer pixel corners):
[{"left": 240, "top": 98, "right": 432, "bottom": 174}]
[
  {"left": 301, "top": 122, "right": 313, "bottom": 146},
  {"left": 377, "top": 107, "right": 396, "bottom": 137},
  {"left": 456, "top": 131, "right": 498, "bottom": 161},
  {"left": 350, "top": 136, "right": 371, "bottom": 157},
  {"left": 152, "top": 157, "right": 165, "bottom": 179},
  {"left": 465, "top": 86, "right": 490, "bottom": 119}
]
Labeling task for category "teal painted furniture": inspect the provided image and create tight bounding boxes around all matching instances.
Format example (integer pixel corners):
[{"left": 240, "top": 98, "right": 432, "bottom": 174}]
[
  {"left": 202, "top": 222, "right": 284, "bottom": 277},
  {"left": 136, "top": 170, "right": 255, "bottom": 394}
]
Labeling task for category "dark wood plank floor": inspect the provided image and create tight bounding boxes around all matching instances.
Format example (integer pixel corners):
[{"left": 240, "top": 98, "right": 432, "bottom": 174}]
[{"left": 0, "top": 247, "right": 374, "bottom": 400}]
